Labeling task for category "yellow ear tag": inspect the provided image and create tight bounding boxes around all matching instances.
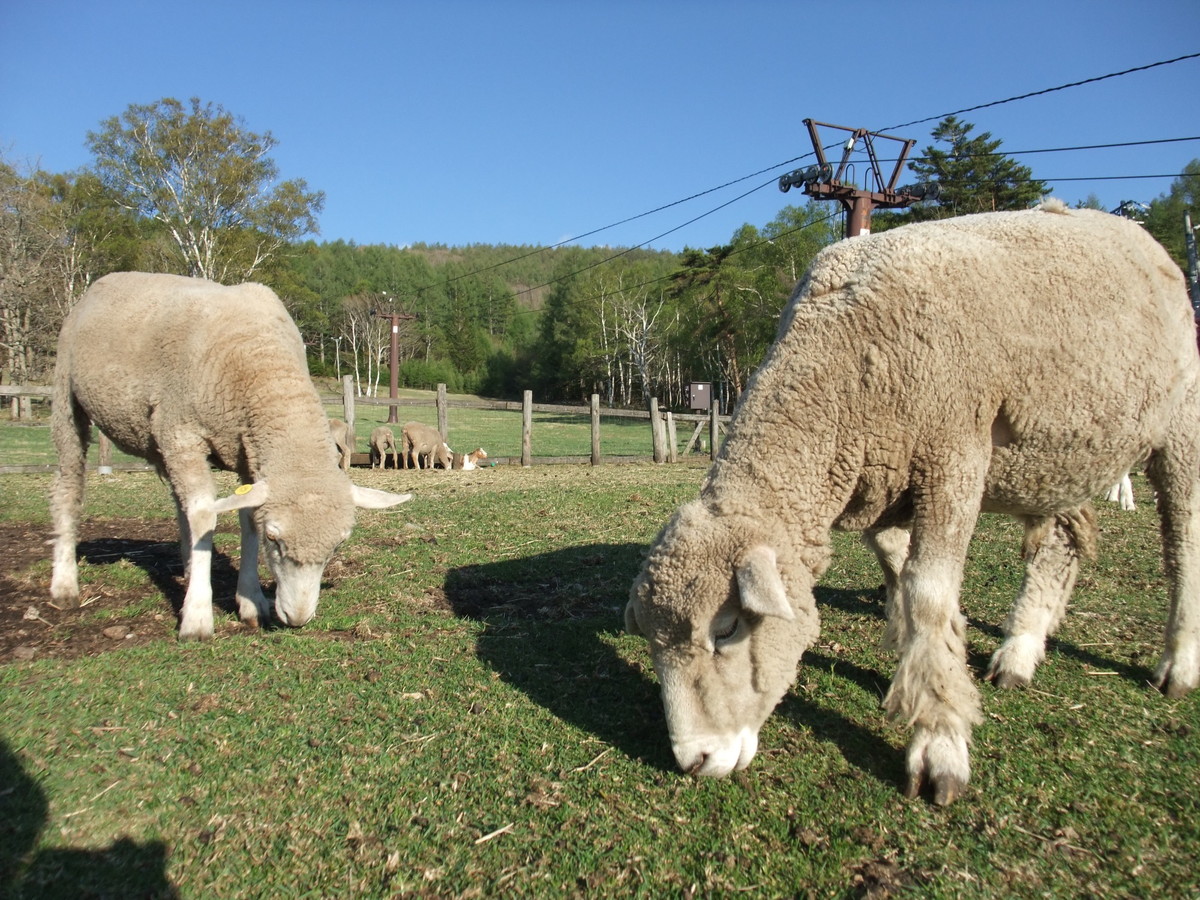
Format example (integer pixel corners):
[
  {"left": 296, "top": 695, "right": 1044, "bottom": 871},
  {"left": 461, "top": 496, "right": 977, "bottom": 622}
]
[{"left": 235, "top": 484, "right": 254, "bottom": 495}]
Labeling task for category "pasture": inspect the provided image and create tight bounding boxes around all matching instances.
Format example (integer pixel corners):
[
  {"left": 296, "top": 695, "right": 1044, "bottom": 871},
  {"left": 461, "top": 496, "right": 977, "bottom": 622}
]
[{"left": 1, "top": 461, "right": 1197, "bottom": 897}]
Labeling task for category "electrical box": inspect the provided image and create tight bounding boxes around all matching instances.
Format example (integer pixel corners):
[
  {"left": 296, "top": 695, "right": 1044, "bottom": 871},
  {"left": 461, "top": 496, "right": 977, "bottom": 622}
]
[{"left": 686, "top": 382, "right": 712, "bottom": 411}]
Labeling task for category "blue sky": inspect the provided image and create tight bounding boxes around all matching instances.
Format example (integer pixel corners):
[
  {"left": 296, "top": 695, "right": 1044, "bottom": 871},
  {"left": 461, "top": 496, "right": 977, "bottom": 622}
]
[{"left": 2, "top": 0, "right": 1197, "bottom": 253}]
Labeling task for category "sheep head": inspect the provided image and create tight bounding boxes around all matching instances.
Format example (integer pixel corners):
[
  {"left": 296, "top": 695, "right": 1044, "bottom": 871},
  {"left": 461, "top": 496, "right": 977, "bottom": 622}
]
[
  {"left": 214, "top": 479, "right": 411, "bottom": 627},
  {"left": 625, "top": 500, "right": 819, "bottom": 777}
]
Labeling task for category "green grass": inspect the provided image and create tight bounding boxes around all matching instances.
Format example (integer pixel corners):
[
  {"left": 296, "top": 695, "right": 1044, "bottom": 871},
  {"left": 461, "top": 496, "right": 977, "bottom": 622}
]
[{"left": 2, "top": 467, "right": 1197, "bottom": 898}]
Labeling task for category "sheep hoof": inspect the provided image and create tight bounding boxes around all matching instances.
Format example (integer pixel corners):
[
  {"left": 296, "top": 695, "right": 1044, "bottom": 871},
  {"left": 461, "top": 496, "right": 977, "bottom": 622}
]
[
  {"left": 1161, "top": 677, "right": 1196, "bottom": 700},
  {"left": 932, "top": 774, "right": 966, "bottom": 806},
  {"left": 177, "top": 629, "right": 213, "bottom": 643},
  {"left": 905, "top": 770, "right": 966, "bottom": 805},
  {"left": 989, "top": 669, "right": 1030, "bottom": 690}
]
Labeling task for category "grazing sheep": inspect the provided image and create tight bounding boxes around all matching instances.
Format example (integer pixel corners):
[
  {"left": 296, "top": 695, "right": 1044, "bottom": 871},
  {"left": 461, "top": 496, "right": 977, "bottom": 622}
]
[
  {"left": 626, "top": 203, "right": 1200, "bottom": 805},
  {"left": 453, "top": 447, "right": 489, "bottom": 470},
  {"left": 329, "top": 418, "right": 354, "bottom": 471},
  {"left": 50, "top": 272, "right": 413, "bottom": 641},
  {"left": 370, "top": 426, "right": 400, "bottom": 469},
  {"left": 401, "top": 421, "right": 451, "bottom": 470}
]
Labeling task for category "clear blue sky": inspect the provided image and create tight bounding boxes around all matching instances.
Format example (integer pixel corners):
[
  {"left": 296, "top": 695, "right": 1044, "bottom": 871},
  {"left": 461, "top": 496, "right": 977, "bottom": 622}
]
[{"left": 2, "top": 0, "right": 1197, "bottom": 253}]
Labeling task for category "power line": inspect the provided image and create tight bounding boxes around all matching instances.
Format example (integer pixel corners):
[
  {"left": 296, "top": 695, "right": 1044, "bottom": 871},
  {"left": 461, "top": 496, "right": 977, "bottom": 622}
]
[
  {"left": 880, "top": 51, "right": 1200, "bottom": 132},
  {"left": 392, "top": 53, "right": 1200, "bottom": 310}
]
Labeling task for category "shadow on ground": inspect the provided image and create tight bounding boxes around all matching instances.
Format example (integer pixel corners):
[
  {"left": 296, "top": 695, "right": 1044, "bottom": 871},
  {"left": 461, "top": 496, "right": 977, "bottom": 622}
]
[{"left": 0, "top": 739, "right": 178, "bottom": 899}]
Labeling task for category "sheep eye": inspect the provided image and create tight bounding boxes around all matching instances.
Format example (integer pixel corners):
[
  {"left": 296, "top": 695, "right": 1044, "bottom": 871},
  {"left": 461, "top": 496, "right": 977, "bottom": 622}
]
[{"left": 713, "top": 616, "right": 739, "bottom": 644}]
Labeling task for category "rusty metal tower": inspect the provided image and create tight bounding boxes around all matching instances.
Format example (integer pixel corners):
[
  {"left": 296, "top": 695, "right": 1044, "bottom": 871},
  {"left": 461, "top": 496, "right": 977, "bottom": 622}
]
[{"left": 778, "top": 119, "right": 934, "bottom": 237}]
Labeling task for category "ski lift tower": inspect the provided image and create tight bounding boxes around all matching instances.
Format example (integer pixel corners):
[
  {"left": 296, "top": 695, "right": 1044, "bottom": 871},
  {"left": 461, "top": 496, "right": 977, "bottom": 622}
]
[{"left": 778, "top": 119, "right": 934, "bottom": 238}]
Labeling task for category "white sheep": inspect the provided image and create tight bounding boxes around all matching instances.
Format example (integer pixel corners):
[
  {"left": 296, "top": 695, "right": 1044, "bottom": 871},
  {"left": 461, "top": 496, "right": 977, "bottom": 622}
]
[
  {"left": 329, "top": 418, "right": 354, "bottom": 472},
  {"left": 626, "top": 203, "right": 1200, "bottom": 806},
  {"left": 49, "top": 272, "right": 412, "bottom": 641},
  {"left": 1106, "top": 472, "right": 1137, "bottom": 510},
  {"left": 401, "top": 421, "right": 451, "bottom": 470},
  {"left": 370, "top": 425, "right": 400, "bottom": 469}
]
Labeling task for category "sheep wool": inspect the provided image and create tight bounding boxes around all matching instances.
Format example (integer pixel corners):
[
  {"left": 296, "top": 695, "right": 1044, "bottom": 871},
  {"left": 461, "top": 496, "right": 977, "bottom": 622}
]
[
  {"left": 627, "top": 202, "right": 1200, "bottom": 805},
  {"left": 50, "top": 272, "right": 412, "bottom": 641}
]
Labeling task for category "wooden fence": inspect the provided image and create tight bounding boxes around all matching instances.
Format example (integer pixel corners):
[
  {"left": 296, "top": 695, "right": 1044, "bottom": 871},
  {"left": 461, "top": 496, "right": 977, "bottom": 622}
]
[
  {"left": 330, "top": 378, "right": 729, "bottom": 467},
  {"left": 0, "top": 378, "right": 730, "bottom": 472}
]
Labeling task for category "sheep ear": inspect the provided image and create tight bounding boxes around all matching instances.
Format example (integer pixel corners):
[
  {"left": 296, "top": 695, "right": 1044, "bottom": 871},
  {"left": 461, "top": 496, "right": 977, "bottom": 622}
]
[
  {"left": 624, "top": 598, "right": 645, "bottom": 636},
  {"left": 736, "top": 545, "right": 794, "bottom": 621},
  {"left": 351, "top": 485, "right": 413, "bottom": 509},
  {"left": 212, "top": 481, "right": 269, "bottom": 513}
]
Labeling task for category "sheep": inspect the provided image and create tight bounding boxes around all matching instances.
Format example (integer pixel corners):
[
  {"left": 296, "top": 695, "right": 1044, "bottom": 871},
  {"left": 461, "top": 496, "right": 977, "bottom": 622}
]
[
  {"left": 329, "top": 418, "right": 354, "bottom": 471},
  {"left": 370, "top": 426, "right": 400, "bottom": 469},
  {"left": 49, "top": 272, "right": 413, "bottom": 641},
  {"left": 453, "top": 447, "right": 489, "bottom": 470},
  {"left": 1106, "top": 472, "right": 1137, "bottom": 510},
  {"left": 401, "top": 421, "right": 451, "bottom": 470},
  {"left": 625, "top": 203, "right": 1200, "bottom": 806}
]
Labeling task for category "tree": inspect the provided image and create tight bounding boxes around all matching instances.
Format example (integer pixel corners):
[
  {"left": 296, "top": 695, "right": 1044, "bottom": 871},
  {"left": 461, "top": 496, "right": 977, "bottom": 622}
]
[
  {"left": 87, "top": 97, "right": 324, "bottom": 282},
  {"left": 884, "top": 116, "right": 1049, "bottom": 225},
  {"left": 1143, "top": 159, "right": 1200, "bottom": 273}
]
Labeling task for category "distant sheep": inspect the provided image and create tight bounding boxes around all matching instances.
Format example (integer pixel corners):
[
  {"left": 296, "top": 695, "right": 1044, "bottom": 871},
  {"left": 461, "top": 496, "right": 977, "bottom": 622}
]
[
  {"left": 328, "top": 418, "right": 354, "bottom": 472},
  {"left": 50, "top": 272, "right": 412, "bottom": 641},
  {"left": 626, "top": 203, "right": 1200, "bottom": 805},
  {"left": 401, "top": 421, "right": 451, "bottom": 470},
  {"left": 453, "top": 448, "right": 489, "bottom": 470},
  {"left": 370, "top": 426, "right": 400, "bottom": 469}
]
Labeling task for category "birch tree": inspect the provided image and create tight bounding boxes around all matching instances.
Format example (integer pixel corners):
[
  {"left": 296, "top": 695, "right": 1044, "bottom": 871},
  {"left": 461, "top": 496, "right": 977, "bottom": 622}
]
[{"left": 87, "top": 97, "right": 324, "bottom": 283}]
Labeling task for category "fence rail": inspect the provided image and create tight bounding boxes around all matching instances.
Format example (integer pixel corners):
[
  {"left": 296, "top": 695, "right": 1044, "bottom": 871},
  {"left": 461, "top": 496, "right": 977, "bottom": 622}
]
[
  {"left": 1, "top": 378, "right": 730, "bottom": 471},
  {"left": 328, "top": 378, "right": 729, "bottom": 467}
]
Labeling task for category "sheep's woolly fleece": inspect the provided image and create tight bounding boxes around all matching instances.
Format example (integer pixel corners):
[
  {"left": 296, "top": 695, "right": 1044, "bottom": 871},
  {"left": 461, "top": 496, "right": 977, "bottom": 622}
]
[{"left": 629, "top": 201, "right": 1199, "bottom": 802}]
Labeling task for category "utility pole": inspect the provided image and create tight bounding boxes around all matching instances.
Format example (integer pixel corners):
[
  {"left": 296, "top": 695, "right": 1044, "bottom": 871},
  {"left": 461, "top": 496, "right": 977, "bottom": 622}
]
[
  {"left": 1185, "top": 211, "right": 1199, "bottom": 316},
  {"left": 779, "top": 119, "right": 934, "bottom": 237},
  {"left": 373, "top": 300, "right": 417, "bottom": 424}
]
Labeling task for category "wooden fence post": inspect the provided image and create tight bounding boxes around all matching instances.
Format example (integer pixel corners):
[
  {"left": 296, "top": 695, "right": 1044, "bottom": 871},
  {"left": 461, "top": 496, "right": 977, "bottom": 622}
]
[
  {"left": 341, "top": 375, "right": 355, "bottom": 431},
  {"left": 98, "top": 431, "right": 113, "bottom": 475},
  {"left": 709, "top": 404, "right": 720, "bottom": 461},
  {"left": 649, "top": 398, "right": 665, "bottom": 464},
  {"left": 521, "top": 391, "right": 533, "bottom": 467},
  {"left": 590, "top": 394, "right": 601, "bottom": 466},
  {"left": 666, "top": 412, "right": 678, "bottom": 463},
  {"left": 437, "top": 383, "right": 448, "bottom": 440}
]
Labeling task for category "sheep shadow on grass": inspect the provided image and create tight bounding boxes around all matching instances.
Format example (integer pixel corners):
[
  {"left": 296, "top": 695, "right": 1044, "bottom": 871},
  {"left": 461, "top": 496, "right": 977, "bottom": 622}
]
[
  {"left": 0, "top": 739, "right": 178, "bottom": 898},
  {"left": 73, "top": 528, "right": 276, "bottom": 631},
  {"left": 444, "top": 550, "right": 919, "bottom": 789},
  {"left": 443, "top": 543, "right": 675, "bottom": 772}
]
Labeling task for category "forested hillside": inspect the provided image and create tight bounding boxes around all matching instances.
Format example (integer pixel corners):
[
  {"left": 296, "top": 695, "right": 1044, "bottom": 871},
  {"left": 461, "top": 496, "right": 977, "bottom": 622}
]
[{"left": 4, "top": 95, "right": 1196, "bottom": 409}]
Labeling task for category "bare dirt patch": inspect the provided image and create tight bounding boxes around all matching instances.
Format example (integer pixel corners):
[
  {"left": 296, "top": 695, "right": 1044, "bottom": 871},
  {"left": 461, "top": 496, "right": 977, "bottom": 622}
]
[{"left": 0, "top": 519, "right": 247, "bottom": 664}]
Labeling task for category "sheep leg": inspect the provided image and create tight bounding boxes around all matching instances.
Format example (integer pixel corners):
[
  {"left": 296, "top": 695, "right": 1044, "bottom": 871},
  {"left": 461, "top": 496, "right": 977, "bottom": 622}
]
[
  {"left": 882, "top": 460, "right": 985, "bottom": 806},
  {"left": 234, "top": 507, "right": 270, "bottom": 629},
  {"left": 162, "top": 460, "right": 222, "bottom": 642},
  {"left": 49, "top": 397, "right": 91, "bottom": 606},
  {"left": 986, "top": 514, "right": 1083, "bottom": 689},
  {"left": 863, "top": 526, "right": 912, "bottom": 651},
  {"left": 1146, "top": 415, "right": 1200, "bottom": 698}
]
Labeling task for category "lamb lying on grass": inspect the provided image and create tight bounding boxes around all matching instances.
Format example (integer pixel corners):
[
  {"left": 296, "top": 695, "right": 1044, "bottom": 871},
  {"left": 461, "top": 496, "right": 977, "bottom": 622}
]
[
  {"left": 453, "top": 448, "right": 488, "bottom": 470},
  {"left": 50, "top": 272, "right": 412, "bottom": 641},
  {"left": 401, "top": 421, "right": 451, "bottom": 469},
  {"left": 626, "top": 202, "right": 1200, "bottom": 805},
  {"left": 370, "top": 426, "right": 400, "bottom": 469}
]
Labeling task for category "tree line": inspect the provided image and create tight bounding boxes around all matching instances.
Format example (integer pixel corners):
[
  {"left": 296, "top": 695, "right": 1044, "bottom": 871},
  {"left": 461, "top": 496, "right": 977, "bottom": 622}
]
[{"left": 3, "top": 96, "right": 1197, "bottom": 409}]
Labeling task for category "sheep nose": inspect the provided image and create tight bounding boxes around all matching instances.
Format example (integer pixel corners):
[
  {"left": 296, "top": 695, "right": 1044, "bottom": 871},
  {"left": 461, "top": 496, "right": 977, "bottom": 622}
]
[{"left": 685, "top": 752, "right": 708, "bottom": 776}]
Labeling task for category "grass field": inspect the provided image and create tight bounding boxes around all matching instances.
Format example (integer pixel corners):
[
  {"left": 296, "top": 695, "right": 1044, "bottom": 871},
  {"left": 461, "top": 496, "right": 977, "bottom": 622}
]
[{"left": 1, "top": 458, "right": 1197, "bottom": 897}]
